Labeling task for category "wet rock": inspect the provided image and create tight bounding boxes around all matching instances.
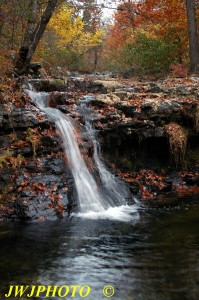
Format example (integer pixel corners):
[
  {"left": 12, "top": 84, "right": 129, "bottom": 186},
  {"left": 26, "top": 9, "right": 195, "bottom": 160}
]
[
  {"left": 112, "top": 91, "right": 128, "bottom": 100},
  {"left": 142, "top": 127, "right": 165, "bottom": 138},
  {"left": 114, "top": 102, "right": 136, "bottom": 117},
  {"left": 24, "top": 162, "right": 40, "bottom": 172},
  {"left": 157, "top": 100, "right": 181, "bottom": 113},
  {"left": 99, "top": 93, "right": 120, "bottom": 104},
  {"left": 67, "top": 77, "right": 106, "bottom": 93},
  {"left": 147, "top": 83, "right": 168, "bottom": 94},
  {"left": 1, "top": 108, "right": 49, "bottom": 130},
  {"left": 142, "top": 99, "right": 159, "bottom": 112},
  {"left": 40, "top": 135, "right": 58, "bottom": 147},
  {"left": 47, "top": 158, "right": 65, "bottom": 175},
  {"left": 153, "top": 127, "right": 165, "bottom": 137},
  {"left": 14, "top": 199, "right": 32, "bottom": 221},
  {"left": 56, "top": 105, "right": 71, "bottom": 114},
  {"left": 141, "top": 99, "right": 182, "bottom": 117},
  {"left": 1, "top": 76, "right": 199, "bottom": 220},
  {"left": 0, "top": 113, "right": 74, "bottom": 222},
  {"left": 67, "top": 77, "right": 124, "bottom": 93},
  {"left": 88, "top": 94, "right": 121, "bottom": 108},
  {"left": 13, "top": 162, "right": 72, "bottom": 222},
  {"left": 94, "top": 80, "right": 124, "bottom": 92},
  {"left": 0, "top": 114, "right": 3, "bottom": 127},
  {"left": 124, "top": 86, "right": 143, "bottom": 93},
  {"left": 48, "top": 92, "right": 76, "bottom": 107},
  {"left": 0, "top": 136, "right": 12, "bottom": 148},
  {"left": 27, "top": 79, "right": 67, "bottom": 92},
  {"left": 183, "top": 175, "right": 199, "bottom": 185},
  {"left": 174, "top": 85, "right": 190, "bottom": 96},
  {"left": 29, "top": 62, "right": 42, "bottom": 74},
  {"left": 80, "top": 95, "right": 97, "bottom": 102},
  {"left": 15, "top": 147, "right": 32, "bottom": 156}
]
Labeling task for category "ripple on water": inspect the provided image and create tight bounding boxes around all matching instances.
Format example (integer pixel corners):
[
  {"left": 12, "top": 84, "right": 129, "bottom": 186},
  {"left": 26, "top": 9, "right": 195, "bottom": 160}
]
[{"left": 73, "top": 204, "right": 140, "bottom": 222}]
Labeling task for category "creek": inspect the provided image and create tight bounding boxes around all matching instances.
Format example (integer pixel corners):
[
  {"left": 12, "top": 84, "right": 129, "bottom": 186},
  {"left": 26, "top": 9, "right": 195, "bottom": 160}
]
[
  {"left": 0, "top": 81, "right": 198, "bottom": 299},
  {"left": 0, "top": 197, "right": 199, "bottom": 300},
  {"left": 26, "top": 86, "right": 137, "bottom": 221}
]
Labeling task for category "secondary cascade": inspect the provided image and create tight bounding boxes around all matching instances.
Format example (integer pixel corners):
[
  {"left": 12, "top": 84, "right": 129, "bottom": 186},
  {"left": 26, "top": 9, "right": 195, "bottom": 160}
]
[{"left": 26, "top": 85, "right": 137, "bottom": 220}]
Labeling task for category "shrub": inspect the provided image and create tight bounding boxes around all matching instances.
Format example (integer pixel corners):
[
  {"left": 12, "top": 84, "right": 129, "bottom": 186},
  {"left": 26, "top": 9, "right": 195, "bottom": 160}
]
[
  {"left": 124, "top": 34, "right": 177, "bottom": 75},
  {"left": 108, "top": 34, "right": 178, "bottom": 76},
  {"left": 26, "top": 128, "right": 41, "bottom": 157},
  {"left": 170, "top": 63, "right": 188, "bottom": 77}
]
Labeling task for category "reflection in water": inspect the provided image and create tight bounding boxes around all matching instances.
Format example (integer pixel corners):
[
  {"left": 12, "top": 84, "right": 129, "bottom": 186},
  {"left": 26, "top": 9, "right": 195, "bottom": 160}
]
[{"left": 1, "top": 198, "right": 199, "bottom": 300}]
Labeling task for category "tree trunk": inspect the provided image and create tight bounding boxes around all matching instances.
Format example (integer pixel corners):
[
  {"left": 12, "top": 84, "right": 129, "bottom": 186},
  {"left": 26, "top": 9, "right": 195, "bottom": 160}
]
[
  {"left": 23, "top": 0, "right": 38, "bottom": 48},
  {"left": 185, "top": 0, "right": 199, "bottom": 73},
  {"left": 15, "top": 0, "right": 58, "bottom": 74}
]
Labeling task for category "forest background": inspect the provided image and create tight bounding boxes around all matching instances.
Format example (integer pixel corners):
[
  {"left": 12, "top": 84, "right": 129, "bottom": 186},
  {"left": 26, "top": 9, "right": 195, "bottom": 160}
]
[{"left": 0, "top": 0, "right": 198, "bottom": 78}]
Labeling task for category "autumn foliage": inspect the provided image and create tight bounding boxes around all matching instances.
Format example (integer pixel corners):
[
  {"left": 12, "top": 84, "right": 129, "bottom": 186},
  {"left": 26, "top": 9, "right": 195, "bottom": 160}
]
[
  {"left": 36, "top": 3, "right": 103, "bottom": 70},
  {"left": 0, "top": 0, "right": 198, "bottom": 75},
  {"left": 103, "top": 0, "right": 197, "bottom": 75},
  {"left": 0, "top": 0, "right": 104, "bottom": 74}
]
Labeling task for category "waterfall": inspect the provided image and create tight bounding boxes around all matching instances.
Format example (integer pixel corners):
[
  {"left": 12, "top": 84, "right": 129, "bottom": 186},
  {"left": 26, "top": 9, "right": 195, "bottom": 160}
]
[
  {"left": 79, "top": 97, "right": 130, "bottom": 207},
  {"left": 26, "top": 87, "right": 138, "bottom": 221}
]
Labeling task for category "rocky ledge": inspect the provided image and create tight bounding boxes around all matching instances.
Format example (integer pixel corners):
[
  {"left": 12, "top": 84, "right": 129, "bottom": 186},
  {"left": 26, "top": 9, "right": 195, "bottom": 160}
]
[
  {"left": 0, "top": 76, "right": 199, "bottom": 221},
  {"left": 0, "top": 101, "right": 76, "bottom": 221}
]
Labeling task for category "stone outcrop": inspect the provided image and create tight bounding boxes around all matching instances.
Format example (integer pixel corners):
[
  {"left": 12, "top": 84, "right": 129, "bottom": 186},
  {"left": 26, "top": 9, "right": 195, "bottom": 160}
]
[
  {"left": 0, "top": 101, "right": 75, "bottom": 222},
  {"left": 0, "top": 76, "right": 199, "bottom": 221}
]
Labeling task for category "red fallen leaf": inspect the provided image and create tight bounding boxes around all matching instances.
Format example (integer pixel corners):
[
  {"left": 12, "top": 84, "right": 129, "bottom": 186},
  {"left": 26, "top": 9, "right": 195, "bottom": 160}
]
[
  {"left": 55, "top": 201, "right": 65, "bottom": 216},
  {"left": 50, "top": 193, "right": 62, "bottom": 201},
  {"left": 20, "top": 180, "right": 29, "bottom": 187},
  {"left": 48, "top": 203, "right": 54, "bottom": 209},
  {"left": 31, "top": 183, "right": 46, "bottom": 192},
  {"left": 14, "top": 140, "right": 28, "bottom": 148},
  {"left": 36, "top": 181, "right": 45, "bottom": 187},
  {"left": 174, "top": 185, "right": 199, "bottom": 196}
]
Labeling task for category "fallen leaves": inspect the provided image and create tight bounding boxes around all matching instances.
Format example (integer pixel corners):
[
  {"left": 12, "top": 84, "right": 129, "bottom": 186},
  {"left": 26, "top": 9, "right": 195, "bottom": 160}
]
[
  {"left": 17, "top": 179, "right": 66, "bottom": 217},
  {"left": 115, "top": 168, "right": 167, "bottom": 200},
  {"left": 174, "top": 185, "right": 199, "bottom": 197}
]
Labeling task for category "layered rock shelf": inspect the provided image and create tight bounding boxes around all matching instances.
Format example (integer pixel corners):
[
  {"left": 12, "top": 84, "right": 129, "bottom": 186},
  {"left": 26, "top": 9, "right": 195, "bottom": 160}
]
[{"left": 0, "top": 75, "right": 199, "bottom": 221}]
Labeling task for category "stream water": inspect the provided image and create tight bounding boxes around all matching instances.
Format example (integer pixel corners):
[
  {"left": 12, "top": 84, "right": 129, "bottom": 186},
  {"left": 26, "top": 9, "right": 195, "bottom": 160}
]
[
  {"left": 0, "top": 197, "right": 199, "bottom": 300},
  {"left": 26, "top": 88, "right": 137, "bottom": 221},
  {"left": 0, "top": 87, "right": 198, "bottom": 299}
]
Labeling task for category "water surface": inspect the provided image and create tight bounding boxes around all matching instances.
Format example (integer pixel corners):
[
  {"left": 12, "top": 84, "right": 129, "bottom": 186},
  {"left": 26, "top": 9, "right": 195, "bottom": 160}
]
[{"left": 0, "top": 196, "right": 199, "bottom": 300}]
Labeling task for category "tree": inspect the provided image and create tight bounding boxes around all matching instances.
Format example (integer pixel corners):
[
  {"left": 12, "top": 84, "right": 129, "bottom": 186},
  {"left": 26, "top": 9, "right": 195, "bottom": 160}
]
[
  {"left": 185, "top": 0, "right": 199, "bottom": 73},
  {"left": 104, "top": 0, "right": 199, "bottom": 74},
  {"left": 81, "top": 0, "right": 102, "bottom": 70},
  {"left": 116, "top": 0, "right": 199, "bottom": 73},
  {"left": 36, "top": 2, "right": 103, "bottom": 71},
  {"left": 15, "top": 0, "right": 60, "bottom": 74},
  {"left": 0, "top": 0, "right": 31, "bottom": 49}
]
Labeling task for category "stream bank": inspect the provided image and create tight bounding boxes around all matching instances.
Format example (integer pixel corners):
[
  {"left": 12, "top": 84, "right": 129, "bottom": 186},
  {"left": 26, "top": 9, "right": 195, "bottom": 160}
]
[{"left": 0, "top": 75, "right": 199, "bottom": 221}]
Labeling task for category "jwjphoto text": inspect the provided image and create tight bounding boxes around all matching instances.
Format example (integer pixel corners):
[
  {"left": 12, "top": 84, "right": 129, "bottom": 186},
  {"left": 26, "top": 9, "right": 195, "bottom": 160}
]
[{"left": 3, "top": 284, "right": 115, "bottom": 298}]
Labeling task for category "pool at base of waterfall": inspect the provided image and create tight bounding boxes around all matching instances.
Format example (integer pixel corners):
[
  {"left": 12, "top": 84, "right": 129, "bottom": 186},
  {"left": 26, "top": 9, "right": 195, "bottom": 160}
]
[
  {"left": 73, "top": 204, "right": 139, "bottom": 222},
  {"left": 0, "top": 194, "right": 199, "bottom": 300}
]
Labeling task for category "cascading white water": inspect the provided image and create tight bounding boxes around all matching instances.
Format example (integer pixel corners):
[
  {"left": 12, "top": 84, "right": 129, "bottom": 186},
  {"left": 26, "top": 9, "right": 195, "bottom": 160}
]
[
  {"left": 26, "top": 87, "right": 139, "bottom": 221},
  {"left": 27, "top": 89, "right": 108, "bottom": 213},
  {"left": 79, "top": 97, "right": 130, "bottom": 207}
]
